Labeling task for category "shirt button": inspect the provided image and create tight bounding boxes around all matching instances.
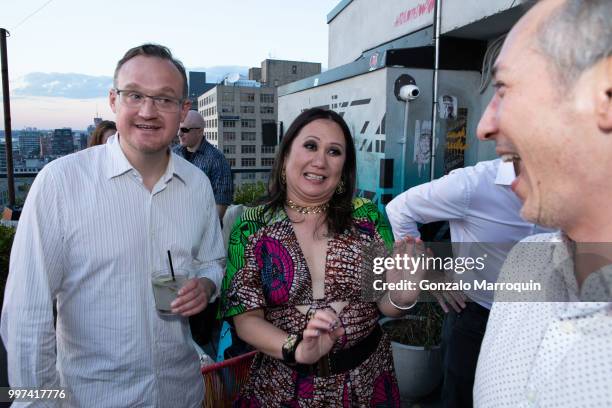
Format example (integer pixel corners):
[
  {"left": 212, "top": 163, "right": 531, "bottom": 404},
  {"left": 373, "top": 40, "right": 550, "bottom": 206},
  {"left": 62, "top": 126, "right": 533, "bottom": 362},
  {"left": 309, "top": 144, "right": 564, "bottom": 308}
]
[
  {"left": 560, "top": 320, "right": 575, "bottom": 334},
  {"left": 526, "top": 389, "right": 537, "bottom": 403}
]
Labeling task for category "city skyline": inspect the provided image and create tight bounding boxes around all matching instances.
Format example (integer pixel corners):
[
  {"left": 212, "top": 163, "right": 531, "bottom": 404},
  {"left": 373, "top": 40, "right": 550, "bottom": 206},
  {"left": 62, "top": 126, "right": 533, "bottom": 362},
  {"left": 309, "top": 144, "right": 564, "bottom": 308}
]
[{"left": 0, "top": 0, "right": 335, "bottom": 129}]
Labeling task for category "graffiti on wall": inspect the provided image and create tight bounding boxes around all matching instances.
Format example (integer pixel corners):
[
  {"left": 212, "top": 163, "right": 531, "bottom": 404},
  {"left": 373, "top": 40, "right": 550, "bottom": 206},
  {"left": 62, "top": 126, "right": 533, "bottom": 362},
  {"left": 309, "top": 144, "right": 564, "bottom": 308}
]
[
  {"left": 443, "top": 108, "right": 468, "bottom": 174},
  {"left": 413, "top": 120, "right": 432, "bottom": 178}
]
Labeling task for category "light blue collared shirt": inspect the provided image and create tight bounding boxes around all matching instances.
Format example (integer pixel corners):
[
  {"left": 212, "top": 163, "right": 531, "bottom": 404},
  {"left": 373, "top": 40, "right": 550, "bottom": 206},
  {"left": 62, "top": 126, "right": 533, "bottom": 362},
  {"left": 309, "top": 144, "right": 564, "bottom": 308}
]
[{"left": 386, "top": 159, "right": 553, "bottom": 308}]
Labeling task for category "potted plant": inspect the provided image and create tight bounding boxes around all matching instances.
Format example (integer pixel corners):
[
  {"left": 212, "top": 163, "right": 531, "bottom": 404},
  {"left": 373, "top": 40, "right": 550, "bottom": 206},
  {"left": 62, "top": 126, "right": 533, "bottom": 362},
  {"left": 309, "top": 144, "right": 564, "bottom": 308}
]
[{"left": 380, "top": 302, "right": 444, "bottom": 402}]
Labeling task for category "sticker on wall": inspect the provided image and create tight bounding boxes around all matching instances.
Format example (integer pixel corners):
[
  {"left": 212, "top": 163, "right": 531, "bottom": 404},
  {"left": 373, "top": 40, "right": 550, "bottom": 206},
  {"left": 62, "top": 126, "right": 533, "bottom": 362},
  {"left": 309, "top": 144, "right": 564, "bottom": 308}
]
[
  {"left": 438, "top": 95, "right": 458, "bottom": 120},
  {"left": 413, "top": 120, "right": 432, "bottom": 178}
]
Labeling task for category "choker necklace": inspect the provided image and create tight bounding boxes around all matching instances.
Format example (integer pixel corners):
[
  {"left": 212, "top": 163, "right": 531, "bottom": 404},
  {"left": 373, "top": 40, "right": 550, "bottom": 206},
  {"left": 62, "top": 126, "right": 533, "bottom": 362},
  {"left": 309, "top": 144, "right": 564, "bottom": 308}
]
[{"left": 286, "top": 199, "right": 329, "bottom": 215}]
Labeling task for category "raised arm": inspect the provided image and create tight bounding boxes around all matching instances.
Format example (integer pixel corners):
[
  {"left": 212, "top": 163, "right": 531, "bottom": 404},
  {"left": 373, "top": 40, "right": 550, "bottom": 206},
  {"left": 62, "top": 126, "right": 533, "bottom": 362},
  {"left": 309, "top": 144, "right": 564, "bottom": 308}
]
[{"left": 385, "top": 169, "right": 472, "bottom": 240}]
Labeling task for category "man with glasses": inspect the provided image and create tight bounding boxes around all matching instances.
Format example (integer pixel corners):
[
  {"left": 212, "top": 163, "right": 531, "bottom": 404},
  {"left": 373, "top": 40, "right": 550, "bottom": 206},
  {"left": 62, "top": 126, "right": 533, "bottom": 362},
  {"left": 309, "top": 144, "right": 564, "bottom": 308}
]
[
  {"left": 174, "top": 110, "right": 233, "bottom": 220},
  {"left": 1, "top": 44, "right": 225, "bottom": 407}
]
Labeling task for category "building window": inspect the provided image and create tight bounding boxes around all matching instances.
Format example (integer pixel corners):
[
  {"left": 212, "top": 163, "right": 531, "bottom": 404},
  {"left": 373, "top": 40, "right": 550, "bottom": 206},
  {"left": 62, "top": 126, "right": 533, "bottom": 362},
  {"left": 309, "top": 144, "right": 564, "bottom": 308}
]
[
  {"left": 223, "top": 145, "right": 236, "bottom": 154},
  {"left": 223, "top": 92, "right": 233, "bottom": 102},
  {"left": 227, "top": 158, "right": 236, "bottom": 167},
  {"left": 241, "top": 119, "right": 256, "bottom": 128},
  {"left": 240, "top": 105, "right": 255, "bottom": 114},
  {"left": 292, "top": 65, "right": 297, "bottom": 74},
  {"left": 260, "top": 106, "right": 274, "bottom": 114},
  {"left": 221, "top": 105, "right": 234, "bottom": 113},
  {"left": 261, "top": 145, "right": 276, "bottom": 154},
  {"left": 241, "top": 132, "right": 256, "bottom": 141},
  {"left": 241, "top": 145, "right": 256, "bottom": 154},
  {"left": 240, "top": 92, "right": 255, "bottom": 102},
  {"left": 223, "top": 132, "right": 236, "bottom": 141},
  {"left": 241, "top": 158, "right": 256, "bottom": 167},
  {"left": 260, "top": 93, "right": 274, "bottom": 103},
  {"left": 223, "top": 120, "right": 236, "bottom": 128},
  {"left": 261, "top": 157, "right": 275, "bottom": 167}
]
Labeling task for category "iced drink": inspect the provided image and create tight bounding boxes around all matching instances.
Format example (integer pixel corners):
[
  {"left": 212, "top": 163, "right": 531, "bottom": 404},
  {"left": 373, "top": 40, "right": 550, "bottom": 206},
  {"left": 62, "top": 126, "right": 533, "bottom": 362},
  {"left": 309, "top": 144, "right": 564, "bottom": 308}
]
[{"left": 152, "top": 272, "right": 188, "bottom": 314}]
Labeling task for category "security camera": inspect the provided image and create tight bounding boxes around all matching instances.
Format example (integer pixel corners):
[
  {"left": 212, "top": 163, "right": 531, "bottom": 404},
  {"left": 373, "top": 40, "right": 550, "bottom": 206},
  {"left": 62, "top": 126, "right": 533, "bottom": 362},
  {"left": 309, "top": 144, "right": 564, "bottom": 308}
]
[{"left": 399, "top": 84, "right": 420, "bottom": 101}]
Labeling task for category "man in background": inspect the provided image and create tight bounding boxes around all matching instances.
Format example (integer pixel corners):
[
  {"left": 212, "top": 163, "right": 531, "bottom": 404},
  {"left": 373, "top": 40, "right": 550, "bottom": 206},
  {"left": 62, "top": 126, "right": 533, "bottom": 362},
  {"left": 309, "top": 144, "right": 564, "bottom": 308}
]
[
  {"left": 174, "top": 110, "right": 233, "bottom": 220},
  {"left": 386, "top": 158, "right": 550, "bottom": 408}
]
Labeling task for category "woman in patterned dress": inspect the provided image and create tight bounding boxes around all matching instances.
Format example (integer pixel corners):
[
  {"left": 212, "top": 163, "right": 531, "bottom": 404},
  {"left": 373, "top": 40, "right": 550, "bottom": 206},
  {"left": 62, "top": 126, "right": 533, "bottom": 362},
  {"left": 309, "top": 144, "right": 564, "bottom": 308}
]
[{"left": 220, "top": 108, "right": 420, "bottom": 407}]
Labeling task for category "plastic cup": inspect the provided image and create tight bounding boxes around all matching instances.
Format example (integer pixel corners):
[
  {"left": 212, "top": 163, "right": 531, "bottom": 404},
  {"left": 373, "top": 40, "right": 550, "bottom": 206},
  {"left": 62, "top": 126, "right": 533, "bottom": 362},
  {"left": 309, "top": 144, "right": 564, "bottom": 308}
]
[{"left": 152, "top": 269, "right": 188, "bottom": 314}]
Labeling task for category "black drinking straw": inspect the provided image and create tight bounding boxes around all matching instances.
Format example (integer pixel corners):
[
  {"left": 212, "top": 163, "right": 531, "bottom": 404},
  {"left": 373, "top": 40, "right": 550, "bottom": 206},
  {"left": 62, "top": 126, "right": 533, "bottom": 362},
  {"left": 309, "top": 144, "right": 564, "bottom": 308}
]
[{"left": 167, "top": 250, "right": 176, "bottom": 281}]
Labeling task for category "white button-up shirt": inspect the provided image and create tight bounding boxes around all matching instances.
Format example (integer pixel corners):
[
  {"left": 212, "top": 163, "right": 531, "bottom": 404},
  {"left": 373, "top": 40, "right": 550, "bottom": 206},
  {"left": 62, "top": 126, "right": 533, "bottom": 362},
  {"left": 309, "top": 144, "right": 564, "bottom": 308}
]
[
  {"left": 474, "top": 232, "right": 612, "bottom": 407},
  {"left": 1, "top": 135, "right": 225, "bottom": 407},
  {"left": 386, "top": 159, "right": 550, "bottom": 308}
]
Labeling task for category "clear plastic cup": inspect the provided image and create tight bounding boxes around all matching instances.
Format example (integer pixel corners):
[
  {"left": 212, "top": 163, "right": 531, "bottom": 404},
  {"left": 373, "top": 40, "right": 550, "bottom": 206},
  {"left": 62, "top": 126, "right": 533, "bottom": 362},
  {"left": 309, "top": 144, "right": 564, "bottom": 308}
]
[{"left": 151, "top": 269, "right": 189, "bottom": 314}]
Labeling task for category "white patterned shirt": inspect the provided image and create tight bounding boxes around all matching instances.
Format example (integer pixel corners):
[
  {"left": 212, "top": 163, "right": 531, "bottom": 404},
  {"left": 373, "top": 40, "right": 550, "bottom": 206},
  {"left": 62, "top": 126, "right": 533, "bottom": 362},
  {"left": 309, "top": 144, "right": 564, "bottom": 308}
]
[
  {"left": 474, "top": 232, "right": 612, "bottom": 407},
  {"left": 1, "top": 135, "right": 225, "bottom": 407}
]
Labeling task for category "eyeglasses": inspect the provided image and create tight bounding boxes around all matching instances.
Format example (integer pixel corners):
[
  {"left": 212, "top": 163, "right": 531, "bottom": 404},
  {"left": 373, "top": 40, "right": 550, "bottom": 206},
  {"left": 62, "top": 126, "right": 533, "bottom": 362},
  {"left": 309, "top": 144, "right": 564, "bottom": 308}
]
[
  {"left": 180, "top": 127, "right": 202, "bottom": 133},
  {"left": 114, "top": 89, "right": 184, "bottom": 113}
]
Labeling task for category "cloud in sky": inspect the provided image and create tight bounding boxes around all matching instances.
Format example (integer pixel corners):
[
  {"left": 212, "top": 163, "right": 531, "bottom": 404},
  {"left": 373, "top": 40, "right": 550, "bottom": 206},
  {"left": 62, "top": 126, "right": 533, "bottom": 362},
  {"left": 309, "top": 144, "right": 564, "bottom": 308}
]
[
  {"left": 9, "top": 66, "right": 250, "bottom": 100},
  {"left": 2, "top": 66, "right": 250, "bottom": 129},
  {"left": 12, "top": 73, "right": 113, "bottom": 99}
]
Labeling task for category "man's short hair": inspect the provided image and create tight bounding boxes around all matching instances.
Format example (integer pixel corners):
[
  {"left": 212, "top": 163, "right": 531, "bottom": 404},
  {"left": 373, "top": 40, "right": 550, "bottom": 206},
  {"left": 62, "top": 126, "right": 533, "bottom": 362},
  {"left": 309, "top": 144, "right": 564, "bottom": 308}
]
[
  {"left": 113, "top": 43, "right": 188, "bottom": 99},
  {"left": 535, "top": 0, "right": 612, "bottom": 86}
]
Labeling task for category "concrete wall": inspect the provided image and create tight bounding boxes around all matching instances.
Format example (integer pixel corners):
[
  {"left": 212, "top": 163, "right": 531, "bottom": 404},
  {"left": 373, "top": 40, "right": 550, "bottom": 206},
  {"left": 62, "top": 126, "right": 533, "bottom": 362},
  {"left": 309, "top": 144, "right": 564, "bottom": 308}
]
[
  {"left": 328, "top": 0, "right": 435, "bottom": 69},
  {"left": 441, "top": 0, "right": 526, "bottom": 35}
]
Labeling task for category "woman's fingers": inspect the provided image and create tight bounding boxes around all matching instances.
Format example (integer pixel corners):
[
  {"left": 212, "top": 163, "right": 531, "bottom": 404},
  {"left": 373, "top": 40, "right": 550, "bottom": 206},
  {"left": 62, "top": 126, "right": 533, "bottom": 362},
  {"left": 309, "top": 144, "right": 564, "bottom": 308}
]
[
  {"left": 307, "top": 309, "right": 340, "bottom": 329},
  {"left": 303, "top": 328, "right": 322, "bottom": 339}
]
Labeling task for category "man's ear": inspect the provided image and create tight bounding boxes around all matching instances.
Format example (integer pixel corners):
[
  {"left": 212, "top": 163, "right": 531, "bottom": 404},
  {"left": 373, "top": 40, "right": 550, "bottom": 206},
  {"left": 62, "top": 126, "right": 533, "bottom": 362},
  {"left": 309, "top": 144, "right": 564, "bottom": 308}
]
[
  {"left": 179, "top": 100, "right": 191, "bottom": 122},
  {"left": 596, "top": 57, "right": 612, "bottom": 132},
  {"left": 109, "top": 89, "right": 118, "bottom": 114}
]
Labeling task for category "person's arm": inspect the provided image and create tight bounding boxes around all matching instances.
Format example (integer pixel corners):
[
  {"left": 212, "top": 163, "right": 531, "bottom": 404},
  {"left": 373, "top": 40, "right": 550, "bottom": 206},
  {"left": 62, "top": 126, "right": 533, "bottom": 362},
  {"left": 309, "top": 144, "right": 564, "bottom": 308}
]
[
  {"left": 212, "top": 156, "right": 234, "bottom": 218},
  {"left": 385, "top": 169, "right": 472, "bottom": 241},
  {"left": 216, "top": 204, "right": 227, "bottom": 220},
  {"left": 0, "top": 168, "right": 64, "bottom": 391},
  {"left": 173, "top": 178, "right": 225, "bottom": 316},
  {"left": 234, "top": 308, "right": 343, "bottom": 364},
  {"left": 377, "top": 237, "right": 427, "bottom": 317}
]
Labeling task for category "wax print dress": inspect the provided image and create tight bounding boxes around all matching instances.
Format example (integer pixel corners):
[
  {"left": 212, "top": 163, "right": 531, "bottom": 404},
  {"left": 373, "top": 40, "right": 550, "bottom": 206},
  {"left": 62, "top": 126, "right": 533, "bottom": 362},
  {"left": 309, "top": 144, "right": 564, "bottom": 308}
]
[{"left": 221, "top": 198, "right": 400, "bottom": 407}]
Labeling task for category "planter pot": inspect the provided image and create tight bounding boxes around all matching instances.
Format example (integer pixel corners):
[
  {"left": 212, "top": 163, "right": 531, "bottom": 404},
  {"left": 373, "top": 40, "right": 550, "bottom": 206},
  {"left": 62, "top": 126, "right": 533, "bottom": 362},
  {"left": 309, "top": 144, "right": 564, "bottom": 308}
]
[{"left": 380, "top": 317, "right": 442, "bottom": 402}]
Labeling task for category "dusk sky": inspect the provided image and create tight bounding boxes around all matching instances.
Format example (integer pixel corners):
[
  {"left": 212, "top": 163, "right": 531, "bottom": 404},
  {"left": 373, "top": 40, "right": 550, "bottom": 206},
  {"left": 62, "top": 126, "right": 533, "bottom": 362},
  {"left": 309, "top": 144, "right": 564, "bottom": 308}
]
[{"left": 0, "top": 0, "right": 336, "bottom": 130}]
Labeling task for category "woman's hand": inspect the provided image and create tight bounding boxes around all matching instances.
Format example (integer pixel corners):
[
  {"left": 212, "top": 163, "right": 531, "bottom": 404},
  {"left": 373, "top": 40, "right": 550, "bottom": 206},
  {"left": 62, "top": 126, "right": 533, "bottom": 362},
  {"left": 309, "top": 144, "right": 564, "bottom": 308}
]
[
  {"left": 385, "top": 236, "right": 428, "bottom": 306},
  {"left": 295, "top": 309, "right": 345, "bottom": 365}
]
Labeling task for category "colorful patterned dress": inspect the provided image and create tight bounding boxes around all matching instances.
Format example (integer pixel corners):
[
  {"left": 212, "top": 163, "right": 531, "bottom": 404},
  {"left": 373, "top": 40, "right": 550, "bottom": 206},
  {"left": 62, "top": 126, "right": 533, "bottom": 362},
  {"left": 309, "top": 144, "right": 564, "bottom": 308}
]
[{"left": 221, "top": 198, "right": 400, "bottom": 408}]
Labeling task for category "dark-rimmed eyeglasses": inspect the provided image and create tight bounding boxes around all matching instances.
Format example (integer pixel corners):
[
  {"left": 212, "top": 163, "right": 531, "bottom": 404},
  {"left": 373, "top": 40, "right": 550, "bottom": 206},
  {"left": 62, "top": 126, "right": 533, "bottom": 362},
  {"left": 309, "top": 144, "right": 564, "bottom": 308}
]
[
  {"left": 179, "top": 127, "right": 202, "bottom": 133},
  {"left": 114, "top": 89, "right": 184, "bottom": 113}
]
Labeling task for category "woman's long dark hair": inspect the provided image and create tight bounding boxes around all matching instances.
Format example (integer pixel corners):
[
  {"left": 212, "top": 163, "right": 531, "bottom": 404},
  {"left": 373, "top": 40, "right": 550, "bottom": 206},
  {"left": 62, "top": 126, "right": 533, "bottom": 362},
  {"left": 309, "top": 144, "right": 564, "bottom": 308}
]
[
  {"left": 88, "top": 120, "right": 117, "bottom": 147},
  {"left": 264, "top": 108, "right": 357, "bottom": 235}
]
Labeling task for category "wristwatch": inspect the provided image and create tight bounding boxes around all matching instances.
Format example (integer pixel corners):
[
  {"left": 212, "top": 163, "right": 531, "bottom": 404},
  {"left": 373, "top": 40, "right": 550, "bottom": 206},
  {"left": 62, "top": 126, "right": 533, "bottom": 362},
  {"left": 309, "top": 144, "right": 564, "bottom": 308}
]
[{"left": 281, "top": 333, "right": 303, "bottom": 365}]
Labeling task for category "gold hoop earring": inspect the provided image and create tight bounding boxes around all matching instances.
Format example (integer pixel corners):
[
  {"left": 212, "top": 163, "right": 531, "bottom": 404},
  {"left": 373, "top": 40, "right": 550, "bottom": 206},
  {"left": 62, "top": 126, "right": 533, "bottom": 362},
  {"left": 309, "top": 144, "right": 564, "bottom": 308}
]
[
  {"left": 281, "top": 168, "right": 286, "bottom": 185},
  {"left": 335, "top": 179, "right": 345, "bottom": 195}
]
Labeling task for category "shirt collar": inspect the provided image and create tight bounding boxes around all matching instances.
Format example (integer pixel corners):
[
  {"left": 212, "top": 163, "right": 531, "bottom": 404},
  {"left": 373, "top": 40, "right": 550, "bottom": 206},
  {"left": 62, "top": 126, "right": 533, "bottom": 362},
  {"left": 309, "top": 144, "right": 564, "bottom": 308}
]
[
  {"left": 194, "top": 138, "right": 210, "bottom": 154},
  {"left": 552, "top": 231, "right": 612, "bottom": 307},
  {"left": 104, "top": 133, "right": 188, "bottom": 185},
  {"left": 104, "top": 133, "right": 132, "bottom": 179},
  {"left": 494, "top": 159, "right": 516, "bottom": 186}
]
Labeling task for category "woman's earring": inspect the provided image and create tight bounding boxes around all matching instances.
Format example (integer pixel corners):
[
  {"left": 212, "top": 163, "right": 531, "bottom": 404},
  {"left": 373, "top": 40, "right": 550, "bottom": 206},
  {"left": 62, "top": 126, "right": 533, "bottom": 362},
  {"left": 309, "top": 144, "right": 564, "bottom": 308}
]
[{"left": 335, "top": 179, "right": 345, "bottom": 195}]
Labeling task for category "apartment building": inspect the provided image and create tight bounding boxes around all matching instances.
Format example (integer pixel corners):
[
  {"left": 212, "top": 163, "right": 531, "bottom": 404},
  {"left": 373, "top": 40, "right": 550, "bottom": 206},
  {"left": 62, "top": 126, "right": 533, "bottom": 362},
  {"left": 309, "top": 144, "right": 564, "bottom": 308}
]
[{"left": 198, "top": 80, "right": 278, "bottom": 188}]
